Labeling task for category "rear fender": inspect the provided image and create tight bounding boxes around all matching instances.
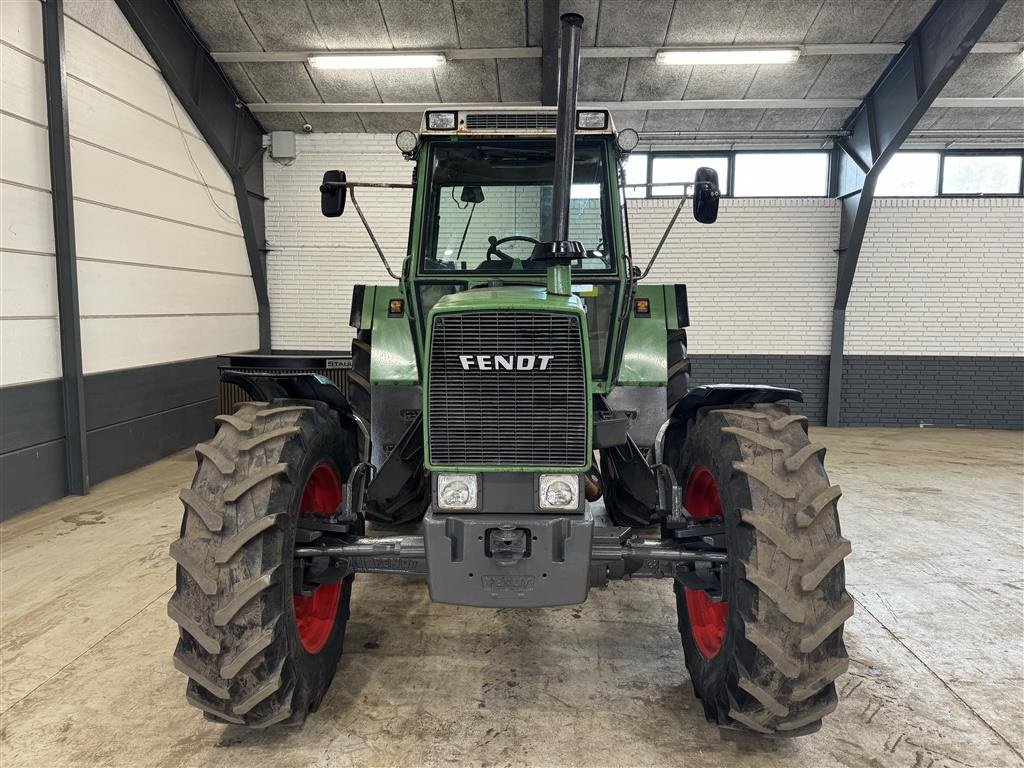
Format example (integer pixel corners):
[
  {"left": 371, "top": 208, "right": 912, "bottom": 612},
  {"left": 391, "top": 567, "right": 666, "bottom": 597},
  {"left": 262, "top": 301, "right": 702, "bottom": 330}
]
[{"left": 220, "top": 370, "right": 369, "bottom": 462}]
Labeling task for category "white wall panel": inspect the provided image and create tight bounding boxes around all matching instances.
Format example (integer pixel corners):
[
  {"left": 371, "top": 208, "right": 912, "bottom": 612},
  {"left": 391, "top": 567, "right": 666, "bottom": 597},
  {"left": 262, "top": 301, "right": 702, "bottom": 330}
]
[
  {"left": 0, "top": 183, "right": 55, "bottom": 255},
  {"left": 81, "top": 315, "right": 258, "bottom": 374},
  {"left": 182, "top": 133, "right": 233, "bottom": 192},
  {"left": 73, "top": 200, "right": 249, "bottom": 275},
  {"left": 0, "top": 45, "right": 47, "bottom": 124},
  {"left": 171, "top": 100, "right": 203, "bottom": 141},
  {"left": 0, "top": 318, "right": 61, "bottom": 386},
  {"left": 0, "top": 114, "right": 50, "bottom": 190},
  {"left": 62, "top": 2, "right": 258, "bottom": 374},
  {"left": 0, "top": 251, "right": 57, "bottom": 317},
  {"left": 0, "top": 1, "right": 58, "bottom": 388},
  {"left": 0, "top": 0, "right": 44, "bottom": 57},
  {"left": 64, "top": 18, "right": 175, "bottom": 124},
  {"left": 67, "top": 78, "right": 231, "bottom": 193},
  {"left": 70, "top": 141, "right": 240, "bottom": 233},
  {"left": 77, "top": 261, "right": 257, "bottom": 317}
]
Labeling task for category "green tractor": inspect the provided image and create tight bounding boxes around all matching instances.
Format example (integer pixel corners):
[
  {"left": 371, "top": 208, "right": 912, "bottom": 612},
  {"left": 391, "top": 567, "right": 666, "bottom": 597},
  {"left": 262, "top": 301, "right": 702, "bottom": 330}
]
[{"left": 169, "top": 13, "right": 851, "bottom": 735}]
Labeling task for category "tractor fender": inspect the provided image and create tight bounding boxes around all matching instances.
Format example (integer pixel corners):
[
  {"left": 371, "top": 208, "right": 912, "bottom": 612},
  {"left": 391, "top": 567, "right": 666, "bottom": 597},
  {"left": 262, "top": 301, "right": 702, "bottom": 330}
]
[
  {"left": 220, "top": 370, "right": 369, "bottom": 463},
  {"left": 655, "top": 384, "right": 803, "bottom": 464}
]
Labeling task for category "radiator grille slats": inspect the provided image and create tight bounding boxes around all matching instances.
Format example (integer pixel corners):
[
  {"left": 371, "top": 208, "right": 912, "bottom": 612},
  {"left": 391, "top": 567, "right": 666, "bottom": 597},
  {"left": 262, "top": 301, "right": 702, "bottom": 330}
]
[
  {"left": 428, "top": 312, "right": 588, "bottom": 466},
  {"left": 463, "top": 112, "right": 559, "bottom": 131}
]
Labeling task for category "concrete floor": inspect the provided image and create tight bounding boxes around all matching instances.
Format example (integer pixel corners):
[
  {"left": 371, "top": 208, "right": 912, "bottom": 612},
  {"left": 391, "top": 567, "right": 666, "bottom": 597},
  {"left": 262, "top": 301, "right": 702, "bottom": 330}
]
[{"left": 1, "top": 428, "right": 1022, "bottom": 768}]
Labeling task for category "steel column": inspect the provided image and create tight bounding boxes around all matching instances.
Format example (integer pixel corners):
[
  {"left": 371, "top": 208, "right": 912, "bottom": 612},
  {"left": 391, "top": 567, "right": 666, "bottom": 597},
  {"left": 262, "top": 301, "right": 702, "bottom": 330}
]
[
  {"left": 114, "top": 0, "right": 271, "bottom": 352},
  {"left": 41, "top": 0, "right": 89, "bottom": 495},
  {"left": 825, "top": 0, "right": 1005, "bottom": 426}
]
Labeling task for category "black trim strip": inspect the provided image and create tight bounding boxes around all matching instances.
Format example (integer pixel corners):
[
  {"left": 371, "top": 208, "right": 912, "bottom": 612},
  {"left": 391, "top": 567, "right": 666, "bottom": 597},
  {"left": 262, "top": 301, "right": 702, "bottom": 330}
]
[{"left": 42, "top": 0, "right": 89, "bottom": 495}]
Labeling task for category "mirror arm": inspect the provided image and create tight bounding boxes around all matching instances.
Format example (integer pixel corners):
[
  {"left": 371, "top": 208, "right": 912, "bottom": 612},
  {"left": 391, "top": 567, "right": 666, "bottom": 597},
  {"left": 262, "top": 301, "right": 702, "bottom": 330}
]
[
  {"left": 636, "top": 189, "right": 689, "bottom": 282},
  {"left": 321, "top": 181, "right": 415, "bottom": 190},
  {"left": 349, "top": 187, "right": 401, "bottom": 281}
]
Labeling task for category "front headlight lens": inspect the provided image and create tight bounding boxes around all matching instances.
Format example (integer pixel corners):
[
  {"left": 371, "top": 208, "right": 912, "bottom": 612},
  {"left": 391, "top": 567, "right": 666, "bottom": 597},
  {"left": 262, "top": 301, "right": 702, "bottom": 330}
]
[
  {"left": 426, "top": 111, "right": 457, "bottom": 130},
  {"left": 577, "top": 110, "right": 608, "bottom": 129},
  {"left": 437, "top": 473, "right": 478, "bottom": 510},
  {"left": 538, "top": 474, "right": 580, "bottom": 510}
]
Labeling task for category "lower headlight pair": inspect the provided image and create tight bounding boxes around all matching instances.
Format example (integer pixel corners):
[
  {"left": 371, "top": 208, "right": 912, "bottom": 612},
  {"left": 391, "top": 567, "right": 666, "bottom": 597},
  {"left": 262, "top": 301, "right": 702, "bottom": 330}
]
[{"left": 435, "top": 473, "right": 581, "bottom": 511}]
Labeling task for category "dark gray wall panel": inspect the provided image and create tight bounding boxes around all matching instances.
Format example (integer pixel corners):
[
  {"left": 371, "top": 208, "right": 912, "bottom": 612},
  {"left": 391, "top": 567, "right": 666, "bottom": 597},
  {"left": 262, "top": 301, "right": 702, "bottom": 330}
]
[
  {"left": 690, "top": 354, "right": 830, "bottom": 425},
  {"left": 3, "top": 358, "right": 221, "bottom": 519},
  {"left": 0, "top": 379, "right": 64, "bottom": 454},
  {"left": 84, "top": 357, "right": 220, "bottom": 430},
  {"left": 0, "top": 439, "right": 67, "bottom": 520},
  {"left": 841, "top": 356, "right": 1024, "bottom": 428},
  {"left": 87, "top": 398, "right": 216, "bottom": 485}
]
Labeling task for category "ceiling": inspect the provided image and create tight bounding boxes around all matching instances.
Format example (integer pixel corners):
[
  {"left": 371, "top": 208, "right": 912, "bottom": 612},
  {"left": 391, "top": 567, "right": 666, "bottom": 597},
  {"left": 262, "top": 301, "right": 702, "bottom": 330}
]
[{"left": 177, "top": 0, "right": 1024, "bottom": 143}]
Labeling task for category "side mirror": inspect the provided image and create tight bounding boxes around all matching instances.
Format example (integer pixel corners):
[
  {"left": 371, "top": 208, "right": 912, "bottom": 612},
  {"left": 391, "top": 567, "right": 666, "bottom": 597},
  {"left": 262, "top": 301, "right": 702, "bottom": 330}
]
[
  {"left": 320, "top": 170, "right": 347, "bottom": 217},
  {"left": 693, "top": 167, "right": 720, "bottom": 224}
]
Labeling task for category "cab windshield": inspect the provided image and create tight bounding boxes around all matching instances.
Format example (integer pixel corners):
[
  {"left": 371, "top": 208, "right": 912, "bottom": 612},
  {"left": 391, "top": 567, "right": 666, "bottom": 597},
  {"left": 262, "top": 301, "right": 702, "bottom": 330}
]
[{"left": 422, "top": 140, "right": 613, "bottom": 273}]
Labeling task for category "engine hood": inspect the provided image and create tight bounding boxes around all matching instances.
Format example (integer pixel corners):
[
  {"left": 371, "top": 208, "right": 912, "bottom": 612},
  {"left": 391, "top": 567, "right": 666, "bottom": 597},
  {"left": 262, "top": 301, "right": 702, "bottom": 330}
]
[{"left": 427, "top": 285, "right": 586, "bottom": 318}]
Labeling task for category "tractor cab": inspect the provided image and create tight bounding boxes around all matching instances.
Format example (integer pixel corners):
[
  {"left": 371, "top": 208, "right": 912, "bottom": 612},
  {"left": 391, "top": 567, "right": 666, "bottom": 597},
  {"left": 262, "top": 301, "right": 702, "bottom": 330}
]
[{"left": 407, "top": 108, "right": 629, "bottom": 383}]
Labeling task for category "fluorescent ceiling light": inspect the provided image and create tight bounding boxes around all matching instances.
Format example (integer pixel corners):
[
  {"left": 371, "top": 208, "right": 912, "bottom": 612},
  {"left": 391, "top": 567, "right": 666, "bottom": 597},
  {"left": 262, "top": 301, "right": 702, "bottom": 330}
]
[
  {"left": 308, "top": 53, "right": 445, "bottom": 70},
  {"left": 657, "top": 48, "right": 800, "bottom": 65}
]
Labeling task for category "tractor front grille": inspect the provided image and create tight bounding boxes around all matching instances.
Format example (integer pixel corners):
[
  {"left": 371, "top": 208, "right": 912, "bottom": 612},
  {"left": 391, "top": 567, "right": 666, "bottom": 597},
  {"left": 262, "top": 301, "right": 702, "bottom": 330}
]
[
  {"left": 464, "top": 112, "right": 558, "bottom": 131},
  {"left": 427, "top": 311, "right": 588, "bottom": 467}
]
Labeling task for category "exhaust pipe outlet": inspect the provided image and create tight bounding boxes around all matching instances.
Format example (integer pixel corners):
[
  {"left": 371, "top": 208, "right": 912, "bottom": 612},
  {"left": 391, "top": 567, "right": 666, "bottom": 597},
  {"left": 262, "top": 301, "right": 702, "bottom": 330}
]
[
  {"left": 532, "top": 12, "right": 586, "bottom": 288},
  {"left": 550, "top": 12, "right": 584, "bottom": 244}
]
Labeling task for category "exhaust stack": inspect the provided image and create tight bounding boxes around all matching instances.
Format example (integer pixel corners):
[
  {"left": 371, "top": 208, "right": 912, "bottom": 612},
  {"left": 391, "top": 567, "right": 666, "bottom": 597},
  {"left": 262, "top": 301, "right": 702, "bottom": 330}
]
[
  {"left": 550, "top": 12, "right": 583, "bottom": 244},
  {"left": 534, "top": 12, "right": 585, "bottom": 295}
]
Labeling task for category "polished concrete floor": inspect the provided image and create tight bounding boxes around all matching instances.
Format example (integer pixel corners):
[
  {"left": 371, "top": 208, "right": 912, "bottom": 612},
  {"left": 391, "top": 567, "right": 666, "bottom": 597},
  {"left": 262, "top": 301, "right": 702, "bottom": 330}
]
[{"left": 2, "top": 427, "right": 1022, "bottom": 768}]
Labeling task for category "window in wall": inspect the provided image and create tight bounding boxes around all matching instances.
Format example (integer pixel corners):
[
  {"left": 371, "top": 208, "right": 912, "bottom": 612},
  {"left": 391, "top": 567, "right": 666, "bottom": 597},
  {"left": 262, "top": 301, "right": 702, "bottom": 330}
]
[
  {"left": 623, "top": 152, "right": 649, "bottom": 198},
  {"left": 651, "top": 155, "right": 730, "bottom": 196},
  {"left": 941, "top": 154, "right": 1023, "bottom": 195},
  {"left": 733, "top": 152, "right": 829, "bottom": 197},
  {"left": 875, "top": 152, "right": 940, "bottom": 196}
]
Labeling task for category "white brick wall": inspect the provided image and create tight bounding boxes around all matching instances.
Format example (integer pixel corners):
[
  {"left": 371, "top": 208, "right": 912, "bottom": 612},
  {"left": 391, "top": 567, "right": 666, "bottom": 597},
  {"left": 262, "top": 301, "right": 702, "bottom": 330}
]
[
  {"left": 632, "top": 197, "right": 840, "bottom": 355},
  {"left": 265, "top": 133, "right": 1023, "bottom": 359},
  {"left": 265, "top": 134, "right": 412, "bottom": 350},
  {"left": 846, "top": 197, "right": 1024, "bottom": 356}
]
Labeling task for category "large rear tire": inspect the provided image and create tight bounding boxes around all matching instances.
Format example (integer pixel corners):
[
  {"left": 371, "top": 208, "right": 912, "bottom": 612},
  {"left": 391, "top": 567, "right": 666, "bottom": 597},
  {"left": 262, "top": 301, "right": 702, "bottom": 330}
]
[
  {"left": 168, "top": 399, "right": 357, "bottom": 727},
  {"left": 665, "top": 403, "right": 851, "bottom": 736},
  {"left": 348, "top": 330, "right": 371, "bottom": 425},
  {"left": 666, "top": 328, "right": 691, "bottom": 416}
]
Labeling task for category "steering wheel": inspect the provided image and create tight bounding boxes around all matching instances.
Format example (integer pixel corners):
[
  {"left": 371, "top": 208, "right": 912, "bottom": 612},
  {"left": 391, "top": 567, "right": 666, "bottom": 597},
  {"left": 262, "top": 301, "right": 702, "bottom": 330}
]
[{"left": 486, "top": 235, "right": 541, "bottom": 262}]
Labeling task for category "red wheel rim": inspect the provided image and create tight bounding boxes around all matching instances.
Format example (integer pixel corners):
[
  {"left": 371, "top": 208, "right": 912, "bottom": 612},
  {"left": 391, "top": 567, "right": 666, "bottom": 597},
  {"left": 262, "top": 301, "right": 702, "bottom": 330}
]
[
  {"left": 293, "top": 461, "right": 344, "bottom": 654},
  {"left": 684, "top": 466, "right": 729, "bottom": 660}
]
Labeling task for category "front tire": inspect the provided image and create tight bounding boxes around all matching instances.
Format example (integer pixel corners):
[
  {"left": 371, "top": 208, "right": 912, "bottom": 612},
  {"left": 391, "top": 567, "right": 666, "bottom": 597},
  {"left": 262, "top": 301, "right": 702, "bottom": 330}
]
[
  {"left": 168, "top": 399, "right": 357, "bottom": 727},
  {"left": 665, "top": 403, "right": 851, "bottom": 736}
]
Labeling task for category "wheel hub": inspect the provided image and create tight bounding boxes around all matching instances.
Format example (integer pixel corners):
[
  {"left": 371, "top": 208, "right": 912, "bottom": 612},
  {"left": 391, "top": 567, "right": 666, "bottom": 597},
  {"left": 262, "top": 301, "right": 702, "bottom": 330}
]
[
  {"left": 293, "top": 461, "right": 344, "bottom": 654},
  {"left": 683, "top": 466, "right": 729, "bottom": 660}
]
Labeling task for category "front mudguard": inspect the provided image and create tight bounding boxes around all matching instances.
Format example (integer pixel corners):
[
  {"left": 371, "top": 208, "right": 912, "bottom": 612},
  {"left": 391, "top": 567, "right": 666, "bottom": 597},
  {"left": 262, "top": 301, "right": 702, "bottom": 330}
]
[{"left": 220, "top": 369, "right": 369, "bottom": 463}]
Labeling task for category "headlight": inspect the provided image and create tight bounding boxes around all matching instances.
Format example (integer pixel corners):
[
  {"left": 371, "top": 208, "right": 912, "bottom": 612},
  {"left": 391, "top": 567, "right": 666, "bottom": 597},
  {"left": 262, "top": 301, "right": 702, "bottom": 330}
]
[
  {"left": 436, "top": 473, "right": 478, "bottom": 510},
  {"left": 577, "top": 110, "right": 608, "bottom": 130},
  {"left": 616, "top": 127, "right": 640, "bottom": 152},
  {"left": 426, "top": 111, "right": 457, "bottom": 130},
  {"left": 538, "top": 474, "right": 580, "bottom": 511},
  {"left": 395, "top": 129, "right": 418, "bottom": 154}
]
